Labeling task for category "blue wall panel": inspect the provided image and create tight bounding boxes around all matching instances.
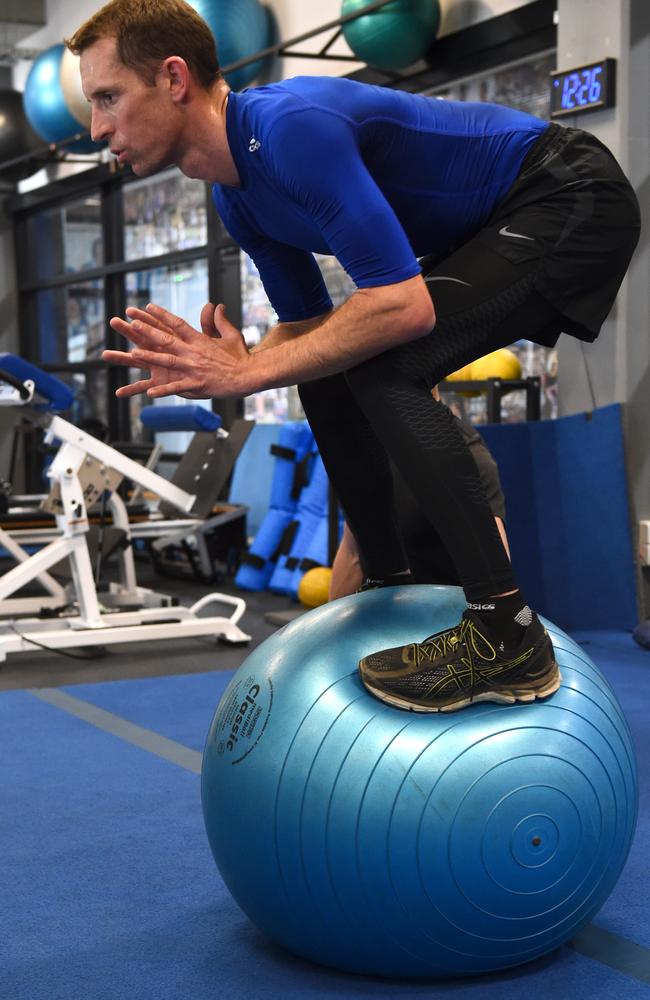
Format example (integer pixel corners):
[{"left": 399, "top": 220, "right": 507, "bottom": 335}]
[{"left": 480, "top": 403, "right": 637, "bottom": 632}]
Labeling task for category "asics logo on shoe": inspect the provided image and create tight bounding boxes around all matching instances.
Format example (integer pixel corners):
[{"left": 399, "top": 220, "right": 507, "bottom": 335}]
[
  {"left": 467, "top": 602, "right": 496, "bottom": 611},
  {"left": 498, "top": 225, "right": 534, "bottom": 241},
  {"left": 249, "top": 136, "right": 261, "bottom": 152}
]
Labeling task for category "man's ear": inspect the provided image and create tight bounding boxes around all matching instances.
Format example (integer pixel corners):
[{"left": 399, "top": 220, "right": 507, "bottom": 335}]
[{"left": 160, "top": 56, "right": 191, "bottom": 102}]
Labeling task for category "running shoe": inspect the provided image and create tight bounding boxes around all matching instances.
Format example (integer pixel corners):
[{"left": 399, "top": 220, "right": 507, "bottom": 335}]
[{"left": 358, "top": 610, "right": 560, "bottom": 712}]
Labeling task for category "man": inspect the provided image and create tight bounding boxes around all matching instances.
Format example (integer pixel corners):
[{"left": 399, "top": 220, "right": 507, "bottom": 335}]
[{"left": 68, "top": 0, "right": 640, "bottom": 713}]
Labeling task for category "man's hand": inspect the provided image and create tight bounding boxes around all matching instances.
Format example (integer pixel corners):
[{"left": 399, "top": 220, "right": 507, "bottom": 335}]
[{"left": 103, "top": 302, "right": 252, "bottom": 399}]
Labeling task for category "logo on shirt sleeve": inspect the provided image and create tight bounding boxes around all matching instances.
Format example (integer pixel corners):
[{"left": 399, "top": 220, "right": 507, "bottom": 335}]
[{"left": 248, "top": 136, "right": 261, "bottom": 152}]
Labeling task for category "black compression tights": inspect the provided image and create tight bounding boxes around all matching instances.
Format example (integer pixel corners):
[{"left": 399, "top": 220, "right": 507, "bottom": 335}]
[{"left": 298, "top": 283, "right": 560, "bottom": 602}]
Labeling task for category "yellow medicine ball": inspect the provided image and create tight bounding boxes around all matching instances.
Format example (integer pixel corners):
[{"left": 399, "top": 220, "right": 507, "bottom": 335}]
[
  {"left": 446, "top": 361, "right": 478, "bottom": 397},
  {"left": 298, "top": 566, "right": 333, "bottom": 609},
  {"left": 471, "top": 347, "right": 522, "bottom": 382},
  {"left": 446, "top": 348, "right": 522, "bottom": 396}
]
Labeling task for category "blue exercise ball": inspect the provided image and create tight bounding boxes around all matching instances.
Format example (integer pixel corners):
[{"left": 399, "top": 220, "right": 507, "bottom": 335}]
[
  {"left": 187, "top": 0, "right": 271, "bottom": 91},
  {"left": 202, "top": 585, "right": 637, "bottom": 979},
  {"left": 342, "top": 0, "right": 440, "bottom": 71},
  {"left": 23, "top": 44, "right": 99, "bottom": 153}
]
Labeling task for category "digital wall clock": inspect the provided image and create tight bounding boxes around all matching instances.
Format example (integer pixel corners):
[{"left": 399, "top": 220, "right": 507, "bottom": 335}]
[{"left": 550, "top": 58, "right": 616, "bottom": 118}]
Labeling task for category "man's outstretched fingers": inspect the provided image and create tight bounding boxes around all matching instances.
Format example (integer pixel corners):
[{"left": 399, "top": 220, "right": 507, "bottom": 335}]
[
  {"left": 130, "top": 347, "right": 183, "bottom": 369},
  {"left": 144, "top": 303, "right": 199, "bottom": 343},
  {"left": 115, "top": 378, "right": 154, "bottom": 398},
  {"left": 102, "top": 349, "right": 137, "bottom": 366},
  {"left": 147, "top": 379, "right": 195, "bottom": 398},
  {"left": 125, "top": 306, "right": 177, "bottom": 335},
  {"left": 109, "top": 315, "right": 160, "bottom": 346},
  {"left": 102, "top": 347, "right": 183, "bottom": 370},
  {"left": 109, "top": 316, "right": 180, "bottom": 354},
  {"left": 200, "top": 301, "right": 220, "bottom": 338}
]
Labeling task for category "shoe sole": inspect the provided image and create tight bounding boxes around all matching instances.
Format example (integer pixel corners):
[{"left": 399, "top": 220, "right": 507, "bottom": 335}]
[{"left": 362, "top": 663, "right": 562, "bottom": 714}]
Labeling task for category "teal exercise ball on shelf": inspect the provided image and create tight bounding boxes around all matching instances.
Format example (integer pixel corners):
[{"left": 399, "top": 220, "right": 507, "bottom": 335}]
[
  {"left": 23, "top": 44, "right": 100, "bottom": 153},
  {"left": 202, "top": 585, "right": 638, "bottom": 978},
  {"left": 342, "top": 0, "right": 440, "bottom": 71},
  {"left": 187, "top": 0, "right": 271, "bottom": 90}
]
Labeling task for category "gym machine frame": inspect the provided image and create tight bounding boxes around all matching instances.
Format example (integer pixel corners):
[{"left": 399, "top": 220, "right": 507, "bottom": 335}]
[{"left": 0, "top": 364, "right": 250, "bottom": 662}]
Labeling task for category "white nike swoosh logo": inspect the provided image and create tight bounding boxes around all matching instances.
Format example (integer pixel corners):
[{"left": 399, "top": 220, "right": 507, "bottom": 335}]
[
  {"left": 425, "top": 276, "right": 472, "bottom": 286},
  {"left": 498, "top": 225, "right": 535, "bottom": 241}
]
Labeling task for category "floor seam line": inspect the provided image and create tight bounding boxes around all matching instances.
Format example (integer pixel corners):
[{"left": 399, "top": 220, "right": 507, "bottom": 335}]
[{"left": 28, "top": 687, "right": 203, "bottom": 775}]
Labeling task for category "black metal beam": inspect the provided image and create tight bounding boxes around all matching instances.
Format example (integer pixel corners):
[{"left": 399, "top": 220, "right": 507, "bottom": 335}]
[
  {"left": 5, "top": 160, "right": 126, "bottom": 215},
  {"left": 15, "top": 242, "right": 230, "bottom": 294},
  {"left": 101, "top": 175, "right": 131, "bottom": 440},
  {"left": 207, "top": 192, "right": 246, "bottom": 428}
]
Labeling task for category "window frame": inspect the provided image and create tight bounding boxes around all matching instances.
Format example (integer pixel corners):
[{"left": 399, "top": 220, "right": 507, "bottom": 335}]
[{"left": 8, "top": 162, "right": 243, "bottom": 488}]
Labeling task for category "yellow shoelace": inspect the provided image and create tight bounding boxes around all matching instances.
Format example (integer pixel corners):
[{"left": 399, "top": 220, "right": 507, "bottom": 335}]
[{"left": 415, "top": 617, "right": 496, "bottom": 668}]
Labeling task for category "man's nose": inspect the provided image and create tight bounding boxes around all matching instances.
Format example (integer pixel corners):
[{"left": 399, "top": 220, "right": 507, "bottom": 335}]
[{"left": 90, "top": 109, "right": 111, "bottom": 144}]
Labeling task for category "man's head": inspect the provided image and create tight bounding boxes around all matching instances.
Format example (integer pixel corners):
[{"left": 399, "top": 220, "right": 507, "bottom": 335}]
[{"left": 67, "top": 0, "right": 222, "bottom": 176}]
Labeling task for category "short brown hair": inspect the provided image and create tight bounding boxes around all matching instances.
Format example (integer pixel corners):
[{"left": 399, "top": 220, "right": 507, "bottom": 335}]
[{"left": 66, "top": 0, "right": 221, "bottom": 89}]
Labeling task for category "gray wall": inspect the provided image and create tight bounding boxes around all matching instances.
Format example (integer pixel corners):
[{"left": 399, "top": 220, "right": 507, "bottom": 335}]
[
  {"left": 556, "top": 0, "right": 649, "bottom": 614},
  {"left": 625, "top": 1, "right": 650, "bottom": 562}
]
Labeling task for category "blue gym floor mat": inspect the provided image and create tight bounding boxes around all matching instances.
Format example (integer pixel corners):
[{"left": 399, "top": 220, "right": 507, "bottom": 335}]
[{"left": 1, "top": 630, "right": 648, "bottom": 999}]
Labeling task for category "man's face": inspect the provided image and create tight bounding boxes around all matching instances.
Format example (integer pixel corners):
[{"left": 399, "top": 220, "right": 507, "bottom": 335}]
[{"left": 80, "top": 36, "right": 180, "bottom": 176}]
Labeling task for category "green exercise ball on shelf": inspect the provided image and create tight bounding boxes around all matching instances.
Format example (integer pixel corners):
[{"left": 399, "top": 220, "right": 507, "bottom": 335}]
[{"left": 342, "top": 0, "right": 440, "bottom": 71}]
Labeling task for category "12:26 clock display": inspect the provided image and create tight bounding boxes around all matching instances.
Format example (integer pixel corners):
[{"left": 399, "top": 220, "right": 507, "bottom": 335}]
[{"left": 550, "top": 59, "right": 616, "bottom": 118}]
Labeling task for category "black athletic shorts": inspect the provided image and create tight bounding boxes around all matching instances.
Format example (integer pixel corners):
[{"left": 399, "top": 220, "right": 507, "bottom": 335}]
[
  {"left": 419, "top": 123, "right": 641, "bottom": 348},
  {"left": 392, "top": 417, "right": 506, "bottom": 586}
]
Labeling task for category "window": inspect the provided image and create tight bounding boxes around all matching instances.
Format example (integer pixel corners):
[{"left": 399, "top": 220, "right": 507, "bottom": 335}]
[
  {"left": 11, "top": 164, "right": 238, "bottom": 493},
  {"left": 428, "top": 51, "right": 556, "bottom": 119},
  {"left": 240, "top": 252, "right": 357, "bottom": 423},
  {"left": 67, "top": 282, "right": 105, "bottom": 363},
  {"left": 52, "top": 369, "right": 110, "bottom": 432},
  {"left": 33, "top": 281, "right": 105, "bottom": 365},
  {"left": 125, "top": 258, "right": 213, "bottom": 452},
  {"left": 18, "top": 194, "right": 103, "bottom": 282},
  {"left": 123, "top": 171, "right": 208, "bottom": 261}
]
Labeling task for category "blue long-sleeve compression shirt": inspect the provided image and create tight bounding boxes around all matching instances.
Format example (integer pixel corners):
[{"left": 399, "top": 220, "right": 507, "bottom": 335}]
[{"left": 211, "top": 76, "right": 548, "bottom": 322}]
